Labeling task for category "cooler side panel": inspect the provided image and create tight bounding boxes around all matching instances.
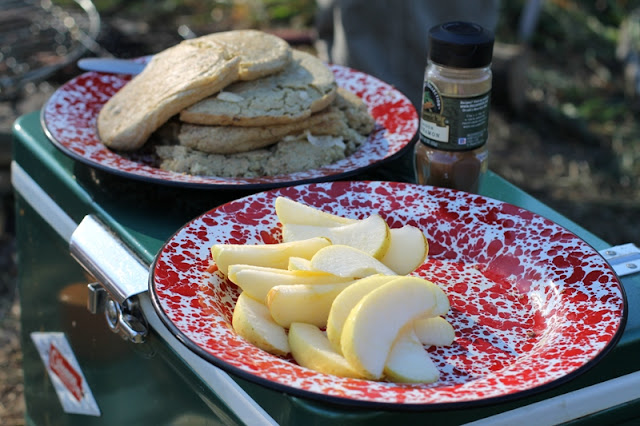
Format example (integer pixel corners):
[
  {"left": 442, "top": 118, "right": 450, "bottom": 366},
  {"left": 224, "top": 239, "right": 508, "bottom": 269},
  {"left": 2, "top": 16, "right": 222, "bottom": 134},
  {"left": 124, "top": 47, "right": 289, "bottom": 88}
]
[{"left": 15, "top": 194, "right": 238, "bottom": 425}]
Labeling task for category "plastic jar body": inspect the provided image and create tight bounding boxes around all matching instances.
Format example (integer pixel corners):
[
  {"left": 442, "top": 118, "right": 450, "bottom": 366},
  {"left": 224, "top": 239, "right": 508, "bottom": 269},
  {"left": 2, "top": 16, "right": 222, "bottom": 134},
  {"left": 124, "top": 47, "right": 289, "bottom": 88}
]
[
  {"left": 414, "top": 63, "right": 492, "bottom": 193},
  {"left": 414, "top": 21, "right": 494, "bottom": 193}
]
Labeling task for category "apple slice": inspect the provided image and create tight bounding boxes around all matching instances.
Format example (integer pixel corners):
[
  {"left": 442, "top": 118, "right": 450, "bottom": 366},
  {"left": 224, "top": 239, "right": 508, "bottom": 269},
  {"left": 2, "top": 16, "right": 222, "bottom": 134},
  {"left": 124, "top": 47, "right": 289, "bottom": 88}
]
[
  {"left": 431, "top": 285, "right": 451, "bottom": 317},
  {"left": 287, "top": 256, "right": 314, "bottom": 271},
  {"left": 413, "top": 316, "right": 455, "bottom": 347},
  {"left": 211, "top": 236, "right": 330, "bottom": 275},
  {"left": 310, "top": 245, "right": 396, "bottom": 278},
  {"left": 275, "top": 196, "right": 357, "bottom": 227},
  {"left": 326, "top": 274, "right": 401, "bottom": 351},
  {"left": 340, "top": 276, "right": 442, "bottom": 379},
  {"left": 381, "top": 225, "right": 429, "bottom": 275},
  {"left": 267, "top": 281, "right": 355, "bottom": 328},
  {"left": 232, "top": 292, "right": 290, "bottom": 356},
  {"left": 288, "top": 322, "right": 365, "bottom": 379},
  {"left": 282, "top": 214, "right": 391, "bottom": 259},
  {"left": 228, "top": 264, "right": 351, "bottom": 303},
  {"left": 384, "top": 327, "right": 439, "bottom": 383}
]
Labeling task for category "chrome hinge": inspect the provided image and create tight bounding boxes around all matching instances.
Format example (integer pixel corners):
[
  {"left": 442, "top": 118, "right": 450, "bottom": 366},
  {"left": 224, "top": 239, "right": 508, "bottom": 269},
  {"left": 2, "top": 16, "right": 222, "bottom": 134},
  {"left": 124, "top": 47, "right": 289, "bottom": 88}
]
[{"left": 599, "top": 243, "right": 640, "bottom": 277}]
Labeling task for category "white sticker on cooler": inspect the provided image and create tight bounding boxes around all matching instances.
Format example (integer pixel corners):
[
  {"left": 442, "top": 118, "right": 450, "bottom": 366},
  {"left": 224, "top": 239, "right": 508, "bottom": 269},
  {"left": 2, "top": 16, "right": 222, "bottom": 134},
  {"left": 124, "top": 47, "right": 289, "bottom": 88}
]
[{"left": 31, "top": 332, "right": 101, "bottom": 416}]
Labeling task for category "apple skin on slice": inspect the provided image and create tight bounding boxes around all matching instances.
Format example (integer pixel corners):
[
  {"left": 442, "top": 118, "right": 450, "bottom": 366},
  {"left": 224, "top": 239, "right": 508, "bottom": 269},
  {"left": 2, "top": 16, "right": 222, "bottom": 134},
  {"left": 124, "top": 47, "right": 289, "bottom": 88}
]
[
  {"left": 282, "top": 214, "right": 391, "bottom": 260},
  {"left": 211, "top": 236, "right": 330, "bottom": 275},
  {"left": 275, "top": 196, "right": 357, "bottom": 227},
  {"left": 232, "top": 292, "right": 290, "bottom": 356},
  {"left": 288, "top": 322, "right": 365, "bottom": 379},
  {"left": 340, "top": 276, "right": 444, "bottom": 380},
  {"left": 326, "top": 274, "right": 401, "bottom": 352}
]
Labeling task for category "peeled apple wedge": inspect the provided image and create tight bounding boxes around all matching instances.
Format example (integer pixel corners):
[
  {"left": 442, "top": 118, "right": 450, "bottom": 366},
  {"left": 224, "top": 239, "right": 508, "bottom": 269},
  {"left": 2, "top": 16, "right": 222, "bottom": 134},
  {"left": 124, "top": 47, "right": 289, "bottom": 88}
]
[
  {"left": 211, "top": 236, "right": 330, "bottom": 275},
  {"left": 287, "top": 256, "right": 314, "bottom": 271},
  {"left": 381, "top": 225, "right": 429, "bottom": 275},
  {"left": 340, "top": 276, "right": 443, "bottom": 380},
  {"left": 431, "top": 285, "right": 451, "bottom": 317},
  {"left": 310, "top": 245, "right": 396, "bottom": 278},
  {"left": 384, "top": 327, "right": 439, "bottom": 383},
  {"left": 288, "top": 322, "right": 365, "bottom": 379},
  {"left": 275, "top": 196, "right": 357, "bottom": 227},
  {"left": 326, "top": 274, "right": 401, "bottom": 351},
  {"left": 228, "top": 264, "right": 351, "bottom": 303},
  {"left": 282, "top": 214, "right": 391, "bottom": 259},
  {"left": 232, "top": 292, "right": 290, "bottom": 356},
  {"left": 266, "top": 281, "right": 355, "bottom": 328},
  {"left": 413, "top": 316, "right": 455, "bottom": 347}
]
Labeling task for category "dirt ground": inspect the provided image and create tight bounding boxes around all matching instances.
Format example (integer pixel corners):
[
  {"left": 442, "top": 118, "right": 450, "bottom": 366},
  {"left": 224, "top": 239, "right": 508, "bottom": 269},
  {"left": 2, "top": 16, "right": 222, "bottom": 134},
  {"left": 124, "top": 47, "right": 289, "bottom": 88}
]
[{"left": 1, "top": 2, "right": 639, "bottom": 424}]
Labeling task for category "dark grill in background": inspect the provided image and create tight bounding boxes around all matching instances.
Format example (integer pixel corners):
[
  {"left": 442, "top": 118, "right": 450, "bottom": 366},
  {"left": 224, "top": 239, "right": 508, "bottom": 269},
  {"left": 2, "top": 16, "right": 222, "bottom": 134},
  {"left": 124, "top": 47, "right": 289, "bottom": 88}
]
[
  {"left": 0, "top": 0, "right": 101, "bottom": 101},
  {"left": 1, "top": 0, "right": 101, "bottom": 301},
  {"left": 0, "top": 0, "right": 102, "bottom": 230}
]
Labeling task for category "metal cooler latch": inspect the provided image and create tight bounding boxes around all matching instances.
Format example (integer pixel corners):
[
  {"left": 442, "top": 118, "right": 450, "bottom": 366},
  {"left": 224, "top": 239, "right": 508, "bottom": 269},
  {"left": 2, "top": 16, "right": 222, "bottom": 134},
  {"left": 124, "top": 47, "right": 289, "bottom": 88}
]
[
  {"left": 599, "top": 243, "right": 640, "bottom": 277},
  {"left": 70, "top": 215, "right": 151, "bottom": 344},
  {"left": 88, "top": 283, "right": 147, "bottom": 343}
]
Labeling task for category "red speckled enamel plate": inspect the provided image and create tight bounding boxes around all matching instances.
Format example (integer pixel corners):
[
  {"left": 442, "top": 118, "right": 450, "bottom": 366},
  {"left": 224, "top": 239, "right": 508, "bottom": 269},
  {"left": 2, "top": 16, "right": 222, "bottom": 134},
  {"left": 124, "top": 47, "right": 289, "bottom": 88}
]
[
  {"left": 41, "top": 64, "right": 416, "bottom": 189},
  {"left": 150, "top": 181, "right": 626, "bottom": 409}
]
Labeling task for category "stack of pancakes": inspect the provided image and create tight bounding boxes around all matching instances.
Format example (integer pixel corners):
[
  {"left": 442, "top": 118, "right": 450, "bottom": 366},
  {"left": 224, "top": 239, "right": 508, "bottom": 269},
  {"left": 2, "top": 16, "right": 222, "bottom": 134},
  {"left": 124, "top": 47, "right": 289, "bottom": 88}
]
[{"left": 97, "top": 30, "right": 374, "bottom": 178}]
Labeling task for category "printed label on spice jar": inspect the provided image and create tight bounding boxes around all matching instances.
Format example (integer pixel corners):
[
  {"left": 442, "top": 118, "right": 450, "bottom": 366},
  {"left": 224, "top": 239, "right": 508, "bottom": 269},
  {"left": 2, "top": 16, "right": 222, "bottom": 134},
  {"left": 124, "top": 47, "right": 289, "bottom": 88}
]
[{"left": 420, "top": 82, "right": 490, "bottom": 151}]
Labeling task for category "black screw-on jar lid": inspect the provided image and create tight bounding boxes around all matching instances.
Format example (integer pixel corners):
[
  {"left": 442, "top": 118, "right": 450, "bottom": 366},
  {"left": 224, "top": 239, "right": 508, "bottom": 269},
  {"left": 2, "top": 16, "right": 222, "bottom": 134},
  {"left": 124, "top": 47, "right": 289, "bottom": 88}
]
[{"left": 429, "top": 21, "right": 494, "bottom": 68}]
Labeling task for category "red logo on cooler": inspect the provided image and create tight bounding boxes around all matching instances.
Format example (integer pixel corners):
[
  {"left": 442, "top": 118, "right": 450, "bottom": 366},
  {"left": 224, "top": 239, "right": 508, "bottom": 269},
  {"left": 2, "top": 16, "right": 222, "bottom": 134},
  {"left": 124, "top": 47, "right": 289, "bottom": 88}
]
[{"left": 48, "top": 343, "right": 84, "bottom": 401}]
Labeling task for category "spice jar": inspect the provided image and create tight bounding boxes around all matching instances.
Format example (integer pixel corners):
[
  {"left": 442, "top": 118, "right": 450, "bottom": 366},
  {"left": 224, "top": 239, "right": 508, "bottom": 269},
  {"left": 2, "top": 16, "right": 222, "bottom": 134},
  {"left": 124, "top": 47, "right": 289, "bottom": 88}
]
[{"left": 414, "top": 21, "right": 494, "bottom": 193}]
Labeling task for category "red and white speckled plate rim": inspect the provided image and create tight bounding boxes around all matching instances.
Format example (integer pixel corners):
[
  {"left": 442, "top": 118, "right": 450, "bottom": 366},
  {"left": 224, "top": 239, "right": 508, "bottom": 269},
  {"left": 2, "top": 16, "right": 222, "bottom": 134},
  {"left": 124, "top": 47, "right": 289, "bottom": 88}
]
[
  {"left": 41, "top": 64, "right": 417, "bottom": 190},
  {"left": 149, "top": 181, "right": 627, "bottom": 410}
]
